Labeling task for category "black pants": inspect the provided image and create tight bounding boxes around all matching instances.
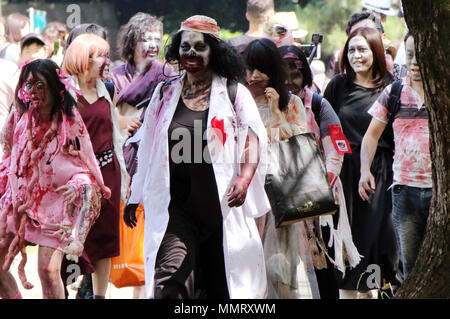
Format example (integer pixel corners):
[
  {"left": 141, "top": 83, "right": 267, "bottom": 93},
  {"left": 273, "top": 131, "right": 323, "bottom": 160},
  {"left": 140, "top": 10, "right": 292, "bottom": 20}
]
[{"left": 153, "top": 213, "right": 229, "bottom": 299}]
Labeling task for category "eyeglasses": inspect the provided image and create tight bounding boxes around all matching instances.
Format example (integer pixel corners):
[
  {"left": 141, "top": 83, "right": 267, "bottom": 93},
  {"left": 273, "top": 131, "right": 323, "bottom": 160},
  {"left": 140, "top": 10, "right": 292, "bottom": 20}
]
[{"left": 25, "top": 80, "right": 46, "bottom": 91}]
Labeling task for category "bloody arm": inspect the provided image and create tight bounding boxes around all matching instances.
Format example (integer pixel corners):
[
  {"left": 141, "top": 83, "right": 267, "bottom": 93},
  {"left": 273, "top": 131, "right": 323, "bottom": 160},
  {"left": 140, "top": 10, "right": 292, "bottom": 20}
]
[{"left": 227, "top": 128, "right": 260, "bottom": 207}]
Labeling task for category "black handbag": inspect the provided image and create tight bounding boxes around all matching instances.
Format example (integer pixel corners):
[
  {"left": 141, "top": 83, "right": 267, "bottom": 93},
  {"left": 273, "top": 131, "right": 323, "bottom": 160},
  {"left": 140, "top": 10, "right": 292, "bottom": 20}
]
[{"left": 264, "top": 132, "right": 338, "bottom": 228}]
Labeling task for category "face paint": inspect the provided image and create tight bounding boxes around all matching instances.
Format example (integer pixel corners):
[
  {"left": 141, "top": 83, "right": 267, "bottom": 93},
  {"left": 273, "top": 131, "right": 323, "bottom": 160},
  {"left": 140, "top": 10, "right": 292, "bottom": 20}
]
[
  {"left": 98, "top": 57, "right": 111, "bottom": 80},
  {"left": 179, "top": 31, "right": 210, "bottom": 74},
  {"left": 180, "top": 55, "right": 206, "bottom": 73},
  {"left": 136, "top": 30, "right": 161, "bottom": 62},
  {"left": 24, "top": 75, "right": 48, "bottom": 109},
  {"left": 89, "top": 53, "right": 111, "bottom": 81}
]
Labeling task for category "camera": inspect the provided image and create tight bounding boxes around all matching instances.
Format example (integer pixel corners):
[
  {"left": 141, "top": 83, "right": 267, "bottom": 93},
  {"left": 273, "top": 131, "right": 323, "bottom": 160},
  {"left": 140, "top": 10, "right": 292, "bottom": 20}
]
[
  {"left": 311, "top": 33, "right": 323, "bottom": 45},
  {"left": 300, "top": 33, "right": 324, "bottom": 62}
]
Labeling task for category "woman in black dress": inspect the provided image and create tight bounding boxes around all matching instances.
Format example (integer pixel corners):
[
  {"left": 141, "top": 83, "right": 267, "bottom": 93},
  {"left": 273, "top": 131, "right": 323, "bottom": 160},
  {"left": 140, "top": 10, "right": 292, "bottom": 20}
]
[{"left": 322, "top": 27, "right": 399, "bottom": 299}]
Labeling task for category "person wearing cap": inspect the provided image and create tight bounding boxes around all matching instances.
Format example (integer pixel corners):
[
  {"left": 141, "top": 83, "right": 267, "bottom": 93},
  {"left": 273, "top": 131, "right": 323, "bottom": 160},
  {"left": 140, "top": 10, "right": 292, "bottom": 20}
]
[
  {"left": 18, "top": 33, "right": 48, "bottom": 65},
  {"left": 361, "top": 0, "right": 396, "bottom": 23},
  {"left": 124, "top": 15, "right": 270, "bottom": 299}
]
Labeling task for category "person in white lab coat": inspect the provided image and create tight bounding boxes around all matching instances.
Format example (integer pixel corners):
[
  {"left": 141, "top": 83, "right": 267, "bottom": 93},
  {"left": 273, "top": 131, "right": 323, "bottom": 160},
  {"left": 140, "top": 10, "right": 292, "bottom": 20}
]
[{"left": 123, "top": 15, "right": 270, "bottom": 299}]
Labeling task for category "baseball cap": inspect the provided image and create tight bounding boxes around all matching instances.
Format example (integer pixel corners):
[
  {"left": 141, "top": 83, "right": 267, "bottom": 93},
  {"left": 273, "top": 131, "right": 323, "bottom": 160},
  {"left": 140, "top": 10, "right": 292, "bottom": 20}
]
[{"left": 20, "top": 33, "right": 46, "bottom": 51}]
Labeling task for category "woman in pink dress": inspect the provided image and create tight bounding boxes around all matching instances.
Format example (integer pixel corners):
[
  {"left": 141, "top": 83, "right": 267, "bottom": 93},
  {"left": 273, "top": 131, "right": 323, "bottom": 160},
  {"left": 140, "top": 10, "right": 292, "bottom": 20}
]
[
  {"left": 63, "top": 33, "right": 129, "bottom": 299},
  {"left": 0, "top": 59, "right": 108, "bottom": 299}
]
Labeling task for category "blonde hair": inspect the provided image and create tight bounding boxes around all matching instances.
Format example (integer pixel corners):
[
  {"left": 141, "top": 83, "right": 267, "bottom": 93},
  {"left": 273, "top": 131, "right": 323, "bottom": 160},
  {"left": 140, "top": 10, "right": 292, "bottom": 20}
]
[{"left": 63, "top": 33, "right": 109, "bottom": 75}]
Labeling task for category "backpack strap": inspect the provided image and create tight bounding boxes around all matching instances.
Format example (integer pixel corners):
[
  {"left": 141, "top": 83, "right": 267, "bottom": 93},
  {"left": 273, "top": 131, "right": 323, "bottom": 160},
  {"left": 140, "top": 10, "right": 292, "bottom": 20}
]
[
  {"left": 104, "top": 81, "right": 115, "bottom": 100},
  {"left": 387, "top": 79, "right": 403, "bottom": 125},
  {"left": 311, "top": 92, "right": 323, "bottom": 128}
]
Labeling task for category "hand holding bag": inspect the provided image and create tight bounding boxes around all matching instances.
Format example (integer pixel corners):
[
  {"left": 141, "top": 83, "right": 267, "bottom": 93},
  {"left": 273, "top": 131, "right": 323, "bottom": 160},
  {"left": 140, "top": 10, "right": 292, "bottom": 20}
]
[{"left": 264, "top": 132, "right": 337, "bottom": 228}]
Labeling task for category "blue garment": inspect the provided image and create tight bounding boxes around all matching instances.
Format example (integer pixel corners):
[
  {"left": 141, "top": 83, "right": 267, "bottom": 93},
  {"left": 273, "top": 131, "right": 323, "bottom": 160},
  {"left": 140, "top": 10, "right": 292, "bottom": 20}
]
[{"left": 391, "top": 185, "right": 431, "bottom": 278}]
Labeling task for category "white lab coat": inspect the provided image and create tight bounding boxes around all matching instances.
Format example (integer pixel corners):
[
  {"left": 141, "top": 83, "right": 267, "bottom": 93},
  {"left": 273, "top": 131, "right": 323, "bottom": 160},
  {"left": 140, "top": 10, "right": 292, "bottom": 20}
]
[{"left": 128, "top": 73, "right": 270, "bottom": 298}]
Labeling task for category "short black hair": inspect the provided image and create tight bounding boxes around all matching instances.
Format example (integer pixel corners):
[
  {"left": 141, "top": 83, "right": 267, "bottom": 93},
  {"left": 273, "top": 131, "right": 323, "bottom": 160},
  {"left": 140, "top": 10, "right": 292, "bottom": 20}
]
[
  {"left": 21, "top": 38, "right": 45, "bottom": 52},
  {"left": 65, "top": 23, "right": 107, "bottom": 51},
  {"left": 165, "top": 31, "right": 246, "bottom": 83},
  {"left": 345, "top": 11, "right": 384, "bottom": 35},
  {"left": 243, "top": 38, "right": 290, "bottom": 111},
  {"left": 279, "top": 45, "right": 313, "bottom": 89}
]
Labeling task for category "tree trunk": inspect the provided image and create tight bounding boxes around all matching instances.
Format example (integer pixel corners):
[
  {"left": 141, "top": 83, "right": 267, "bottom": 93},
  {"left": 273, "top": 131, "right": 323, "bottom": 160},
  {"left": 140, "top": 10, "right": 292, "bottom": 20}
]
[{"left": 395, "top": 0, "right": 450, "bottom": 298}]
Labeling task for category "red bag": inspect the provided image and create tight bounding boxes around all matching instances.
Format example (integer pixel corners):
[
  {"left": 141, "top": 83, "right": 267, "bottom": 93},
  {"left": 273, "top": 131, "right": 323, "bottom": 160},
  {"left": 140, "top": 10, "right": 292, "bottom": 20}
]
[{"left": 110, "top": 203, "right": 145, "bottom": 288}]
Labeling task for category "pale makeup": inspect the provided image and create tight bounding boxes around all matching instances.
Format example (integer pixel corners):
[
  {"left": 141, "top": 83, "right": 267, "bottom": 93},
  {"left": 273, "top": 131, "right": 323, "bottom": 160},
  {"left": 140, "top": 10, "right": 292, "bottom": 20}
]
[
  {"left": 347, "top": 35, "right": 374, "bottom": 77},
  {"left": 405, "top": 36, "right": 421, "bottom": 81},
  {"left": 134, "top": 30, "right": 162, "bottom": 67},
  {"left": 179, "top": 31, "right": 210, "bottom": 73},
  {"left": 89, "top": 52, "right": 111, "bottom": 80}
]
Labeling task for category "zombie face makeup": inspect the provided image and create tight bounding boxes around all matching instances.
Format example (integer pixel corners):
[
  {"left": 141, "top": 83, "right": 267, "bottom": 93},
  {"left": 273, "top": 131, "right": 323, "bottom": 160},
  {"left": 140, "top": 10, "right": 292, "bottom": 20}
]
[
  {"left": 90, "top": 52, "right": 111, "bottom": 81},
  {"left": 134, "top": 30, "right": 162, "bottom": 67},
  {"left": 405, "top": 36, "right": 421, "bottom": 82},
  {"left": 179, "top": 31, "right": 210, "bottom": 74},
  {"left": 246, "top": 68, "right": 270, "bottom": 98},
  {"left": 347, "top": 35, "right": 374, "bottom": 76},
  {"left": 22, "top": 73, "right": 53, "bottom": 111}
]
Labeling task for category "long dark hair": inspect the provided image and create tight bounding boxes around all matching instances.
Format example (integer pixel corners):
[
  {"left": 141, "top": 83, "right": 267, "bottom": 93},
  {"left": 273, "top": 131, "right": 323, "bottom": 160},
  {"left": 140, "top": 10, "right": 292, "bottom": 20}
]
[
  {"left": 243, "top": 38, "right": 290, "bottom": 111},
  {"left": 15, "top": 59, "right": 76, "bottom": 119},
  {"left": 279, "top": 45, "right": 312, "bottom": 89},
  {"left": 340, "top": 27, "right": 392, "bottom": 89},
  {"left": 165, "top": 30, "right": 246, "bottom": 82}
]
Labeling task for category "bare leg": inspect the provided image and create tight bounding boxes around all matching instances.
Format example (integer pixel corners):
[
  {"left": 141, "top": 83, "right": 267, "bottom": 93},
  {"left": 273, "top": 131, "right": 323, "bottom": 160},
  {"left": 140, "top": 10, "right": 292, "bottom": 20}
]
[
  {"left": 92, "top": 257, "right": 111, "bottom": 297},
  {"left": 0, "top": 233, "right": 21, "bottom": 299},
  {"left": 339, "top": 289, "right": 359, "bottom": 299},
  {"left": 37, "top": 246, "right": 65, "bottom": 299},
  {"left": 132, "top": 285, "right": 146, "bottom": 299}
]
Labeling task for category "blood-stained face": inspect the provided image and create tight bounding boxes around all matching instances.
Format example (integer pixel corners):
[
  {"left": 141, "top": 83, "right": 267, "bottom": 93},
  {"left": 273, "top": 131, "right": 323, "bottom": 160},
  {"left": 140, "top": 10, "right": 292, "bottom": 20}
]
[
  {"left": 134, "top": 29, "right": 162, "bottom": 66},
  {"left": 23, "top": 72, "right": 53, "bottom": 111},
  {"left": 89, "top": 52, "right": 111, "bottom": 80},
  {"left": 246, "top": 68, "right": 270, "bottom": 98},
  {"left": 179, "top": 31, "right": 210, "bottom": 74}
]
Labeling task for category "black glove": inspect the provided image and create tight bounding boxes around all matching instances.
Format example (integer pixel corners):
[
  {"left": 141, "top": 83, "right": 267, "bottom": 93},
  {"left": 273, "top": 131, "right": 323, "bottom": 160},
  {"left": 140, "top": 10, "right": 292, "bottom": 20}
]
[{"left": 123, "top": 203, "right": 139, "bottom": 228}]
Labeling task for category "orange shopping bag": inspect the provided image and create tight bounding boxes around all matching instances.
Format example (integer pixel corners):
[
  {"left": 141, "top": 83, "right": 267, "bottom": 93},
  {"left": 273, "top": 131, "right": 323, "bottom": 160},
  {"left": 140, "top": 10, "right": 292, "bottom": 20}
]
[{"left": 110, "top": 203, "right": 145, "bottom": 288}]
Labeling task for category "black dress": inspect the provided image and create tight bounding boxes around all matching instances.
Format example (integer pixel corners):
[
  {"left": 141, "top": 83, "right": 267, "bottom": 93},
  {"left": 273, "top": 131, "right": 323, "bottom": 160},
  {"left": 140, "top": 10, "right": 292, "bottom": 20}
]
[
  {"left": 319, "top": 74, "right": 399, "bottom": 294},
  {"left": 153, "top": 97, "right": 229, "bottom": 299}
]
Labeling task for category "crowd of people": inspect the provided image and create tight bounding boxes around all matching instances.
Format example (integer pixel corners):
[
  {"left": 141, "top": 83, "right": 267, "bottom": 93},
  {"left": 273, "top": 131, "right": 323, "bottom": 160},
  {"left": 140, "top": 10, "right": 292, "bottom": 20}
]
[{"left": 0, "top": 0, "right": 432, "bottom": 300}]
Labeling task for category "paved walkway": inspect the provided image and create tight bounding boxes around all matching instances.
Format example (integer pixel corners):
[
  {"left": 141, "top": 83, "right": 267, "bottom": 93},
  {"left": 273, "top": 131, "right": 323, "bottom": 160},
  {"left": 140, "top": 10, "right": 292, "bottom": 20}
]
[{"left": 9, "top": 248, "right": 144, "bottom": 299}]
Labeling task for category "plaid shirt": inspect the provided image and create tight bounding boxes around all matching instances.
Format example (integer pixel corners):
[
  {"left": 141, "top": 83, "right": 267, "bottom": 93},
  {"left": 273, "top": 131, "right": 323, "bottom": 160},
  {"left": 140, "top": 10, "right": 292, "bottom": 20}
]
[{"left": 368, "top": 75, "right": 432, "bottom": 188}]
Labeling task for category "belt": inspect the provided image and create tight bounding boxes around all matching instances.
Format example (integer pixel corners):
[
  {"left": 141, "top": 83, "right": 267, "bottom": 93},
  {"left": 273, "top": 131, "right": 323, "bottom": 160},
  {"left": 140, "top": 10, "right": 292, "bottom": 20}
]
[{"left": 96, "top": 148, "right": 114, "bottom": 168}]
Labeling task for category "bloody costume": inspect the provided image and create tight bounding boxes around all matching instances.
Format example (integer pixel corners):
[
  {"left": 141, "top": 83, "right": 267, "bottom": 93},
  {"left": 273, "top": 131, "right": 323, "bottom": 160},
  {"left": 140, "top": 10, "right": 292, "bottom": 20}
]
[{"left": 0, "top": 105, "right": 106, "bottom": 288}]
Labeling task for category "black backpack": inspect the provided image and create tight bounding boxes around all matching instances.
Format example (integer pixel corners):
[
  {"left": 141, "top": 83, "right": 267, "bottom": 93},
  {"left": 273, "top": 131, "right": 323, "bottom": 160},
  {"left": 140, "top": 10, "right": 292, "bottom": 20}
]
[
  {"left": 311, "top": 92, "right": 323, "bottom": 127},
  {"left": 387, "top": 79, "right": 403, "bottom": 126}
]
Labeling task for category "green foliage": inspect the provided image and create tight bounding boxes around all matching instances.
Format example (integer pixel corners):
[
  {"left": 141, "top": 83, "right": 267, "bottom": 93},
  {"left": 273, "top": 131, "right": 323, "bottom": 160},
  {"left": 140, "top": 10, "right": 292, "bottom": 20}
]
[
  {"left": 219, "top": 29, "right": 243, "bottom": 42},
  {"left": 383, "top": 15, "right": 406, "bottom": 41},
  {"left": 295, "top": 0, "right": 361, "bottom": 57}
]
